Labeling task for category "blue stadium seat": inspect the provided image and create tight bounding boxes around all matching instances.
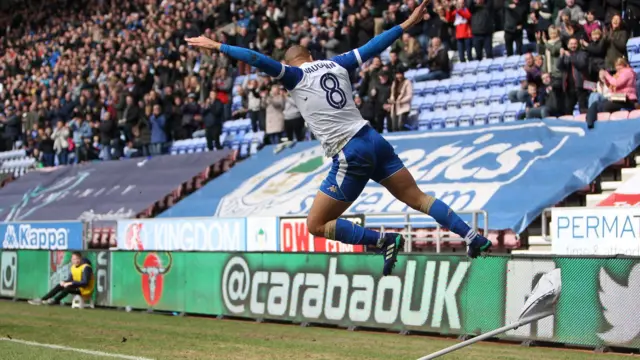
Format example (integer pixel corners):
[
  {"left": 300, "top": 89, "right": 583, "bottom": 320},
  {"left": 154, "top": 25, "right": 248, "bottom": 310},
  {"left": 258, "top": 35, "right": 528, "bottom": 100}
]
[
  {"left": 433, "top": 93, "right": 449, "bottom": 111},
  {"left": 446, "top": 95, "right": 460, "bottom": 110},
  {"left": 489, "top": 71, "right": 506, "bottom": 88},
  {"left": 477, "top": 58, "right": 493, "bottom": 73},
  {"left": 504, "top": 102, "right": 524, "bottom": 122},
  {"left": 458, "top": 108, "right": 474, "bottom": 127},
  {"left": 415, "top": 68, "right": 430, "bottom": 81},
  {"left": 424, "top": 80, "right": 439, "bottom": 95},
  {"left": 488, "top": 57, "right": 506, "bottom": 72},
  {"left": 463, "top": 60, "right": 479, "bottom": 75},
  {"left": 451, "top": 62, "right": 466, "bottom": 77},
  {"left": 460, "top": 91, "right": 477, "bottom": 108},
  {"left": 476, "top": 73, "right": 492, "bottom": 89},
  {"left": 489, "top": 87, "right": 506, "bottom": 104},
  {"left": 421, "top": 94, "right": 437, "bottom": 112},
  {"left": 234, "top": 75, "right": 246, "bottom": 85},
  {"left": 249, "top": 131, "right": 265, "bottom": 155},
  {"left": 628, "top": 37, "right": 640, "bottom": 54},
  {"left": 449, "top": 77, "right": 464, "bottom": 93},
  {"left": 430, "top": 112, "right": 445, "bottom": 129},
  {"left": 475, "top": 88, "right": 491, "bottom": 106},
  {"left": 417, "top": 112, "right": 432, "bottom": 131},
  {"left": 488, "top": 103, "right": 507, "bottom": 124},
  {"left": 473, "top": 107, "right": 489, "bottom": 125},
  {"left": 444, "top": 109, "right": 461, "bottom": 128},
  {"left": 516, "top": 54, "right": 527, "bottom": 68},
  {"left": 504, "top": 55, "right": 520, "bottom": 70},
  {"left": 405, "top": 69, "right": 417, "bottom": 81},
  {"left": 435, "top": 79, "right": 451, "bottom": 94},
  {"left": 413, "top": 81, "right": 427, "bottom": 96},
  {"left": 629, "top": 52, "right": 640, "bottom": 68},
  {"left": 462, "top": 75, "right": 478, "bottom": 92},
  {"left": 411, "top": 95, "right": 425, "bottom": 110}
]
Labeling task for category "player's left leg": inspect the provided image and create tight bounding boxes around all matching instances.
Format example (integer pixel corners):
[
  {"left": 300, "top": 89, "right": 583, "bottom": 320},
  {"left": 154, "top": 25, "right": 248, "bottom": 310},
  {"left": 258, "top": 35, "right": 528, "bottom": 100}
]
[{"left": 379, "top": 168, "right": 492, "bottom": 258}]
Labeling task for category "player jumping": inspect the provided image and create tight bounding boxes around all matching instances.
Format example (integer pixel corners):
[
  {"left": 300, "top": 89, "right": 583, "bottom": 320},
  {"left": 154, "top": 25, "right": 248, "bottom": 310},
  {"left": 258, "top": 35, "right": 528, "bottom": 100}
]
[{"left": 186, "top": 0, "right": 492, "bottom": 276}]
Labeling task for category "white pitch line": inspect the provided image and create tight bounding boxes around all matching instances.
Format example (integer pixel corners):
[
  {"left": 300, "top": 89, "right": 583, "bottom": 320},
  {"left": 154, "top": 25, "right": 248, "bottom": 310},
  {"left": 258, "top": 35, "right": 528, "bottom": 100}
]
[{"left": 0, "top": 337, "right": 154, "bottom": 360}]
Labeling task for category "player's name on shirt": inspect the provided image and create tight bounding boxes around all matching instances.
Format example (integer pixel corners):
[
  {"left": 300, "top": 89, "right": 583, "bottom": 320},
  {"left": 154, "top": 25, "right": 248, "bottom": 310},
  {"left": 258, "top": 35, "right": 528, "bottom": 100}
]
[{"left": 303, "top": 61, "right": 337, "bottom": 74}]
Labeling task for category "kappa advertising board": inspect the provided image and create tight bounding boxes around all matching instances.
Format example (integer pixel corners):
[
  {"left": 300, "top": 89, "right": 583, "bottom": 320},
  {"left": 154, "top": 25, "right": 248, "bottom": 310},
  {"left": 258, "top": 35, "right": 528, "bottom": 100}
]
[
  {"left": 552, "top": 207, "right": 640, "bottom": 256},
  {"left": 279, "top": 216, "right": 365, "bottom": 252},
  {"left": 164, "top": 119, "right": 640, "bottom": 232},
  {"left": 116, "top": 218, "right": 246, "bottom": 251},
  {"left": 0, "top": 222, "right": 84, "bottom": 250}
]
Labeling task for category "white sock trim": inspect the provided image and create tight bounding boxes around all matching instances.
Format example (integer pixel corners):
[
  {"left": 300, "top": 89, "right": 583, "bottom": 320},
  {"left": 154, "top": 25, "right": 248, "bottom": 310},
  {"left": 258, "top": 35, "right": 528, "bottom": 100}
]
[{"left": 464, "top": 230, "right": 477, "bottom": 245}]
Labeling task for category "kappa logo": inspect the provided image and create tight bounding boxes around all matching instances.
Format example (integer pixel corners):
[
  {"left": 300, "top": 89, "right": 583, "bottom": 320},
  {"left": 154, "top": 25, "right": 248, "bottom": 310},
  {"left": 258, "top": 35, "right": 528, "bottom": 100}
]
[
  {"left": 134, "top": 252, "right": 173, "bottom": 307},
  {"left": 598, "top": 264, "right": 640, "bottom": 344},
  {"left": 125, "top": 223, "right": 144, "bottom": 250}
]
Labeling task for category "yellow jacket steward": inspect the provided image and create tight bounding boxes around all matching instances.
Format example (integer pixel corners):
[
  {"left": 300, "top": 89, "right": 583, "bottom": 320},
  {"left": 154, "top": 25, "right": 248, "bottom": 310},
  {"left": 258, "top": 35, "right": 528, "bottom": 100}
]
[{"left": 69, "top": 258, "right": 95, "bottom": 298}]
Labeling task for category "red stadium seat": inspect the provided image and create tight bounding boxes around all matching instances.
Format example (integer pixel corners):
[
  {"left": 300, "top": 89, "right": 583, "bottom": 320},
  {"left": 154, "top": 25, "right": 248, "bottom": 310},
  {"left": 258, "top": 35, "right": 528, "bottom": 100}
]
[
  {"left": 574, "top": 113, "right": 586, "bottom": 121},
  {"left": 629, "top": 109, "right": 640, "bottom": 119},
  {"left": 597, "top": 112, "right": 611, "bottom": 121},
  {"left": 610, "top": 111, "right": 630, "bottom": 120},
  {"left": 558, "top": 115, "right": 575, "bottom": 120}
]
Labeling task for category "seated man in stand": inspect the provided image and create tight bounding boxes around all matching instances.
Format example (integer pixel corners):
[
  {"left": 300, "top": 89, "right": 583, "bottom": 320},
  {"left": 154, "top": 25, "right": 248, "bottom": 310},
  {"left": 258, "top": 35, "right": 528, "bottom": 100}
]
[{"left": 28, "top": 252, "right": 95, "bottom": 306}]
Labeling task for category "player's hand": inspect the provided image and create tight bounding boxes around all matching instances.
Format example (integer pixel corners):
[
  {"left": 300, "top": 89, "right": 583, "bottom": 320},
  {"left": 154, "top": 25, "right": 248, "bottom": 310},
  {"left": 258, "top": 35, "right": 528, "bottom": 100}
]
[
  {"left": 400, "top": 0, "right": 430, "bottom": 30},
  {"left": 185, "top": 36, "right": 222, "bottom": 52}
]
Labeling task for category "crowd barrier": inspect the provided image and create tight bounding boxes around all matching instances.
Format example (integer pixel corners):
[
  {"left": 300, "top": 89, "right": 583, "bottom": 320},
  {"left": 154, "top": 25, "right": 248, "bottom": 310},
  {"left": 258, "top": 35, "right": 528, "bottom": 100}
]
[
  {"left": 1, "top": 250, "right": 639, "bottom": 351},
  {"left": 0, "top": 211, "right": 487, "bottom": 253}
]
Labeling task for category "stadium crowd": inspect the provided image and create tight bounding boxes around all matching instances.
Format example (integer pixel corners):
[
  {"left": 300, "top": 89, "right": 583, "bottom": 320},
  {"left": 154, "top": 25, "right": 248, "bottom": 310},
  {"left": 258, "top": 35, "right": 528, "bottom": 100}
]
[{"left": 0, "top": 0, "right": 638, "bottom": 167}]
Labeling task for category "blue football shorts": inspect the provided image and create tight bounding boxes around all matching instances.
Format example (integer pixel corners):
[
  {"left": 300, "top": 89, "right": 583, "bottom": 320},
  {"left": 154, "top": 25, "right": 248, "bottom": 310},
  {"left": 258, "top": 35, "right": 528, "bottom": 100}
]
[{"left": 319, "top": 125, "right": 405, "bottom": 202}]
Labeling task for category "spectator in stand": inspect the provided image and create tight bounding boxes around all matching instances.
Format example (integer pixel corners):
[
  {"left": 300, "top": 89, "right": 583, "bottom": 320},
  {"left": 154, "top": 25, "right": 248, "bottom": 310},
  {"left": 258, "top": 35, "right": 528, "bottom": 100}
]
[
  {"left": 150, "top": 104, "right": 167, "bottom": 156},
  {"left": 355, "top": 94, "right": 376, "bottom": 128},
  {"left": 586, "top": 58, "right": 638, "bottom": 128},
  {"left": 537, "top": 26, "right": 563, "bottom": 82},
  {"left": 39, "top": 128, "right": 55, "bottom": 167},
  {"left": 283, "top": 94, "right": 305, "bottom": 142},
  {"left": 52, "top": 119, "right": 70, "bottom": 166},
  {"left": 371, "top": 71, "right": 392, "bottom": 133},
  {"left": 415, "top": 37, "right": 450, "bottom": 82},
  {"left": 468, "top": 0, "right": 494, "bottom": 60},
  {"left": 504, "top": 0, "right": 528, "bottom": 56},
  {"left": 581, "top": 28, "right": 606, "bottom": 81},
  {"left": 99, "top": 111, "right": 117, "bottom": 161},
  {"left": 245, "top": 80, "right": 264, "bottom": 132},
  {"left": 509, "top": 53, "right": 541, "bottom": 103},
  {"left": 558, "top": 37, "right": 590, "bottom": 114},
  {"left": 555, "top": 0, "right": 584, "bottom": 26},
  {"left": 447, "top": 0, "right": 473, "bottom": 62},
  {"left": 69, "top": 114, "right": 92, "bottom": 163},
  {"left": 265, "top": 86, "right": 285, "bottom": 145},
  {"left": 203, "top": 90, "right": 223, "bottom": 151},
  {"left": 582, "top": 10, "right": 602, "bottom": 40},
  {"left": 524, "top": 82, "right": 549, "bottom": 118},
  {"left": 388, "top": 70, "right": 413, "bottom": 132},
  {"left": 604, "top": 14, "right": 629, "bottom": 72}
]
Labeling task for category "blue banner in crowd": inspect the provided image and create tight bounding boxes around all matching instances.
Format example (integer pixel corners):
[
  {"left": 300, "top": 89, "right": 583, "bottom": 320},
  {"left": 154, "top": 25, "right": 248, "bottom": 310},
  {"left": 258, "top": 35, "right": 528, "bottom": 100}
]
[
  {"left": 162, "top": 119, "right": 640, "bottom": 233},
  {"left": 116, "top": 218, "right": 247, "bottom": 251},
  {"left": 0, "top": 221, "right": 84, "bottom": 250},
  {"left": 0, "top": 151, "right": 231, "bottom": 222}
]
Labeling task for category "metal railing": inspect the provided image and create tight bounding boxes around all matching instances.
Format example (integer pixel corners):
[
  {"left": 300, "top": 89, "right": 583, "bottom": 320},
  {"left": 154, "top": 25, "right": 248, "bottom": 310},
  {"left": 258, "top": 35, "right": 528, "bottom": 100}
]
[{"left": 361, "top": 210, "right": 489, "bottom": 253}]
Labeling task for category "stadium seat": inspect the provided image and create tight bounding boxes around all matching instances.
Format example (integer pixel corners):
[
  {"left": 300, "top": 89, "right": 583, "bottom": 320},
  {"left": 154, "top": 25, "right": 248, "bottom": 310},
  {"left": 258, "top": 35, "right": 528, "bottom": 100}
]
[
  {"left": 473, "top": 107, "right": 489, "bottom": 125},
  {"left": 476, "top": 73, "right": 492, "bottom": 89},
  {"left": 558, "top": 115, "right": 575, "bottom": 120},
  {"left": 418, "top": 112, "right": 432, "bottom": 130},
  {"left": 504, "top": 102, "right": 523, "bottom": 122},
  {"left": 415, "top": 68, "right": 430, "bottom": 80},
  {"left": 463, "top": 60, "right": 479, "bottom": 75},
  {"left": 504, "top": 55, "right": 520, "bottom": 70},
  {"left": 405, "top": 69, "right": 417, "bottom": 80},
  {"left": 488, "top": 104, "right": 507, "bottom": 124},
  {"left": 574, "top": 113, "right": 587, "bottom": 122},
  {"left": 461, "top": 91, "right": 477, "bottom": 108},
  {"left": 609, "top": 111, "right": 629, "bottom": 120},
  {"left": 458, "top": 108, "right": 474, "bottom": 127},
  {"left": 435, "top": 79, "right": 451, "bottom": 94},
  {"left": 411, "top": 95, "right": 425, "bottom": 110},
  {"left": 489, "top": 87, "right": 506, "bottom": 104},
  {"left": 489, "top": 72, "right": 506, "bottom": 88},
  {"left": 413, "top": 81, "right": 427, "bottom": 96},
  {"left": 421, "top": 94, "right": 437, "bottom": 112},
  {"left": 628, "top": 37, "right": 640, "bottom": 54},
  {"left": 433, "top": 93, "right": 449, "bottom": 111},
  {"left": 597, "top": 112, "right": 611, "bottom": 121},
  {"left": 444, "top": 109, "right": 461, "bottom": 128},
  {"left": 462, "top": 75, "right": 478, "bottom": 91},
  {"left": 430, "top": 112, "right": 445, "bottom": 129},
  {"left": 629, "top": 52, "right": 640, "bottom": 68},
  {"left": 451, "top": 62, "right": 465, "bottom": 77},
  {"left": 488, "top": 57, "right": 506, "bottom": 72},
  {"left": 629, "top": 109, "right": 640, "bottom": 119},
  {"left": 477, "top": 58, "right": 493, "bottom": 73},
  {"left": 446, "top": 96, "right": 460, "bottom": 110},
  {"left": 423, "top": 81, "right": 439, "bottom": 95},
  {"left": 448, "top": 77, "right": 464, "bottom": 93}
]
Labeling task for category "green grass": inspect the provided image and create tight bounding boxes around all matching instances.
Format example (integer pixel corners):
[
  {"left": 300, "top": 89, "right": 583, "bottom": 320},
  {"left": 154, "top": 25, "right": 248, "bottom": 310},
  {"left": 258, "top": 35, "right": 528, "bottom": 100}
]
[{"left": 0, "top": 300, "right": 632, "bottom": 360}]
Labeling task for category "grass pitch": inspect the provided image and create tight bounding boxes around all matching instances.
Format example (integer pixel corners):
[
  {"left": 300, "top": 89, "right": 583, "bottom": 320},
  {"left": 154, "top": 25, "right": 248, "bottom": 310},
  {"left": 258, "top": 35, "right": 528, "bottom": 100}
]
[{"left": 0, "top": 300, "right": 632, "bottom": 360}]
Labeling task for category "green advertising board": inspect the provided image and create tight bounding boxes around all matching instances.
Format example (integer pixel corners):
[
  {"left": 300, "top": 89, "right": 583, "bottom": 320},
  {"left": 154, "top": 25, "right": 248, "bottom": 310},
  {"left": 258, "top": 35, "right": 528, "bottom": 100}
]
[{"left": 1, "top": 250, "right": 639, "bottom": 350}]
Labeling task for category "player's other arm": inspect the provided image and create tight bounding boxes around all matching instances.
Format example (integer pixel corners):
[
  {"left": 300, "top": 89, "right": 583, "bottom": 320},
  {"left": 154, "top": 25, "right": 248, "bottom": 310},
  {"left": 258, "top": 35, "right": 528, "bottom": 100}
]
[
  {"left": 331, "top": 0, "right": 429, "bottom": 71},
  {"left": 184, "top": 37, "right": 303, "bottom": 90}
]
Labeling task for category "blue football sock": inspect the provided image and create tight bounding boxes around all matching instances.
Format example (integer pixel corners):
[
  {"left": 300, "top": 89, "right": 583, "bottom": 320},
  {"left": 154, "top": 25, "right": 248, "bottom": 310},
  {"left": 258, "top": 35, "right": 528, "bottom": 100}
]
[
  {"left": 333, "top": 218, "right": 380, "bottom": 246},
  {"left": 428, "top": 199, "right": 473, "bottom": 240}
]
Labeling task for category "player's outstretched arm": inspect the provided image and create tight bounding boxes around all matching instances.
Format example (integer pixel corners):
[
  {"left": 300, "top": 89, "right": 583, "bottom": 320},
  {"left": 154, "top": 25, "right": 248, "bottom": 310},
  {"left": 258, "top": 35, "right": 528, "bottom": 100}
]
[
  {"left": 331, "top": 0, "right": 429, "bottom": 71},
  {"left": 185, "top": 36, "right": 302, "bottom": 90}
]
